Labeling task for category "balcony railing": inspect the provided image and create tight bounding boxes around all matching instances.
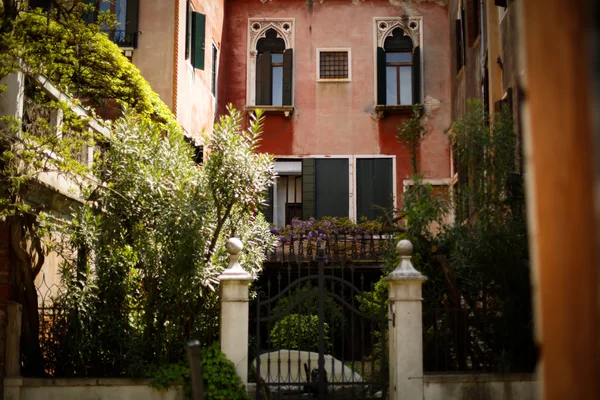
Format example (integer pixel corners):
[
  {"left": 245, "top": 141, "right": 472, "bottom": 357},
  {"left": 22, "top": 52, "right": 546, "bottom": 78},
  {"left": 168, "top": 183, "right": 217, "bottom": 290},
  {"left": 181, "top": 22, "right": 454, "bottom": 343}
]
[{"left": 267, "top": 233, "right": 392, "bottom": 263}]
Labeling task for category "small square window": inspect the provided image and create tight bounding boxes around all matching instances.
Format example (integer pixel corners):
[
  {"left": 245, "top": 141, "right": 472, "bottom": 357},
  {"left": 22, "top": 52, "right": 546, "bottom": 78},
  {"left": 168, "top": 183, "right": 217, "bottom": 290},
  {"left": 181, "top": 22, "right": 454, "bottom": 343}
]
[{"left": 317, "top": 48, "right": 351, "bottom": 82}]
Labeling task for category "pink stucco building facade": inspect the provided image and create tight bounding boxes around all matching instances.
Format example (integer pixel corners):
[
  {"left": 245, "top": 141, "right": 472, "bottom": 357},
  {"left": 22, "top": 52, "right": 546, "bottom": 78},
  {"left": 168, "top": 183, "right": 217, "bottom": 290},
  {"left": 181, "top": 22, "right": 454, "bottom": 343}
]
[{"left": 219, "top": 0, "right": 451, "bottom": 225}]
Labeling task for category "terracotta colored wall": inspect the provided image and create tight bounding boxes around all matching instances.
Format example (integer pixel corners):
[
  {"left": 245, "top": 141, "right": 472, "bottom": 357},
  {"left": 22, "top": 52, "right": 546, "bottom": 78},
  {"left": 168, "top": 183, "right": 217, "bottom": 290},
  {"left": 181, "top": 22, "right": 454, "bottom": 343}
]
[{"left": 221, "top": 0, "right": 451, "bottom": 203}]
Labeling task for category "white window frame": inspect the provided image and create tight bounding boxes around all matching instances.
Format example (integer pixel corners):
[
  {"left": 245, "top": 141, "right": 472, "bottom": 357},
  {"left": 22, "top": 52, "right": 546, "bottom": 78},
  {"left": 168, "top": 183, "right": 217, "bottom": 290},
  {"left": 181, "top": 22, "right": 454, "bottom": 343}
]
[
  {"left": 211, "top": 41, "right": 219, "bottom": 99},
  {"left": 316, "top": 47, "right": 352, "bottom": 82},
  {"left": 246, "top": 18, "right": 295, "bottom": 106},
  {"left": 272, "top": 154, "right": 397, "bottom": 223}
]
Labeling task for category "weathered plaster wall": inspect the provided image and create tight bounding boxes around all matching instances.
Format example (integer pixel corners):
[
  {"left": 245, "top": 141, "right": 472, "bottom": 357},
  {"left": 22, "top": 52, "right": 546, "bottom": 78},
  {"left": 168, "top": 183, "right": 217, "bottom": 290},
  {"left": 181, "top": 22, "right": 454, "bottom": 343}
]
[
  {"left": 222, "top": 0, "right": 451, "bottom": 198},
  {"left": 176, "top": 0, "right": 226, "bottom": 141},
  {"left": 424, "top": 374, "right": 538, "bottom": 400},
  {"left": 448, "top": 0, "right": 482, "bottom": 121},
  {"left": 133, "top": 1, "right": 176, "bottom": 111},
  {"left": 133, "top": 0, "right": 224, "bottom": 141}
]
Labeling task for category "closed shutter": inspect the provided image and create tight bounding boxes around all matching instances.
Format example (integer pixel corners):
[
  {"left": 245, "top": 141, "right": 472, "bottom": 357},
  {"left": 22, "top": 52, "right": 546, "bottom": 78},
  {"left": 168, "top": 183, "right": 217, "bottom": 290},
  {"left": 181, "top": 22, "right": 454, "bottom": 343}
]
[
  {"left": 377, "top": 47, "right": 386, "bottom": 105},
  {"left": 262, "top": 187, "right": 274, "bottom": 224},
  {"left": 185, "top": 1, "right": 191, "bottom": 59},
  {"left": 412, "top": 46, "right": 421, "bottom": 105},
  {"left": 455, "top": 19, "right": 464, "bottom": 73},
  {"left": 126, "top": 0, "right": 139, "bottom": 47},
  {"left": 315, "top": 159, "right": 349, "bottom": 219},
  {"left": 256, "top": 52, "right": 272, "bottom": 105},
  {"left": 191, "top": 12, "right": 206, "bottom": 70},
  {"left": 302, "top": 158, "right": 316, "bottom": 220},
  {"left": 282, "top": 49, "right": 293, "bottom": 106},
  {"left": 466, "top": 0, "right": 479, "bottom": 46},
  {"left": 357, "top": 158, "right": 393, "bottom": 221}
]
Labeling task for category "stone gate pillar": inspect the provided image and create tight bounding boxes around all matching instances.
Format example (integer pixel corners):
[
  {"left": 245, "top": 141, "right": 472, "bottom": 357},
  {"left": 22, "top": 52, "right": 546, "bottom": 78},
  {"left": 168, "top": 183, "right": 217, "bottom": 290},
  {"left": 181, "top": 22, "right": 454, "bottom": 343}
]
[
  {"left": 386, "top": 239, "right": 427, "bottom": 400},
  {"left": 219, "top": 238, "right": 253, "bottom": 387}
]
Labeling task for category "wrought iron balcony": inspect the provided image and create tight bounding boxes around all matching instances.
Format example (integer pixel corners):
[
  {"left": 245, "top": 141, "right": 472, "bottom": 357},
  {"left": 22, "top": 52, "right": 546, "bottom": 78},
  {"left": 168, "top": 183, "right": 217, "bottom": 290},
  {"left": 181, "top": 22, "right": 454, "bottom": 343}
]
[{"left": 267, "top": 233, "right": 392, "bottom": 263}]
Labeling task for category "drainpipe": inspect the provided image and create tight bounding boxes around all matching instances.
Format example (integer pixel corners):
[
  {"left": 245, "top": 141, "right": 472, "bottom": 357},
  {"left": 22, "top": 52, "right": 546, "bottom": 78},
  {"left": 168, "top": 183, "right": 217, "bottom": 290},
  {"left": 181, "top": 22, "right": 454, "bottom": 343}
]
[{"left": 172, "top": 0, "right": 180, "bottom": 117}]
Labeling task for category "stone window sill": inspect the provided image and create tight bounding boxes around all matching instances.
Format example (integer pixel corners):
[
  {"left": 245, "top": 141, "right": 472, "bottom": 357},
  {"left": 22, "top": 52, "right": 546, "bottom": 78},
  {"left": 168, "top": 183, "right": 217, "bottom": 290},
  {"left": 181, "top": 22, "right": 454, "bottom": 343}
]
[
  {"left": 245, "top": 105, "right": 295, "bottom": 118},
  {"left": 373, "top": 104, "right": 423, "bottom": 120}
]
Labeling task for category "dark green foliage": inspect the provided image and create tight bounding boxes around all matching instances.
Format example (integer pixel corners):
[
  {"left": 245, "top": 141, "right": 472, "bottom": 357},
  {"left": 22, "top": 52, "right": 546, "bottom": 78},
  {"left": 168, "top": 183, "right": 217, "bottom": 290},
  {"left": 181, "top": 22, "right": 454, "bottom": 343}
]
[
  {"left": 147, "top": 342, "right": 250, "bottom": 400},
  {"left": 270, "top": 314, "right": 332, "bottom": 353},
  {"left": 200, "top": 342, "right": 250, "bottom": 400},
  {"left": 362, "top": 100, "right": 535, "bottom": 372},
  {"left": 271, "top": 282, "right": 344, "bottom": 333}
]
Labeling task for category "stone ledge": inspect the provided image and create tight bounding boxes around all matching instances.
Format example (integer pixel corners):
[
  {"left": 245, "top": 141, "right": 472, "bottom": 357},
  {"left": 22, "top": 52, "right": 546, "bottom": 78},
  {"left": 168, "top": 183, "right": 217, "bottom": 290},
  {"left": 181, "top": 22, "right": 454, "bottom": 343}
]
[{"left": 7, "top": 378, "right": 161, "bottom": 387}]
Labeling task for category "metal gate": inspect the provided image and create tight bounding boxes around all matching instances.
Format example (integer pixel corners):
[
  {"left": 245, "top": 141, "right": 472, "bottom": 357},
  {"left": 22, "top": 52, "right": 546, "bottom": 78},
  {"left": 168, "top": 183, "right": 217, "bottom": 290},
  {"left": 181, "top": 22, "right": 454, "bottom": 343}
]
[{"left": 253, "top": 249, "right": 388, "bottom": 400}]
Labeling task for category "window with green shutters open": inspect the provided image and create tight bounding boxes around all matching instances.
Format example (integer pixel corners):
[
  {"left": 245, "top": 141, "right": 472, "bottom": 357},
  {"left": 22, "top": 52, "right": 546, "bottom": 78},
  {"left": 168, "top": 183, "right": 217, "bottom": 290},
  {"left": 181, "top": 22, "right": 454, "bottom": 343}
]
[
  {"left": 247, "top": 19, "right": 294, "bottom": 110},
  {"left": 377, "top": 27, "right": 421, "bottom": 106},
  {"left": 185, "top": 2, "right": 206, "bottom": 70},
  {"left": 255, "top": 29, "right": 293, "bottom": 106}
]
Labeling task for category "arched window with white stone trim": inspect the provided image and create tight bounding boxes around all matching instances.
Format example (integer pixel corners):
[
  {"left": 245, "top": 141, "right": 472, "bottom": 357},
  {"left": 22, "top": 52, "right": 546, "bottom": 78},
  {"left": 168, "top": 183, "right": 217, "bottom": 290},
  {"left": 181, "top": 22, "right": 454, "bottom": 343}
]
[
  {"left": 375, "top": 18, "right": 422, "bottom": 106},
  {"left": 247, "top": 19, "right": 294, "bottom": 106}
]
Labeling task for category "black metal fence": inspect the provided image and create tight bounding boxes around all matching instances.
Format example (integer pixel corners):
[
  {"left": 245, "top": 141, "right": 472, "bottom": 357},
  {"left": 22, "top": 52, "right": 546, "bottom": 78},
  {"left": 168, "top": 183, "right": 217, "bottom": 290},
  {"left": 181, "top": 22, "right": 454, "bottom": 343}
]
[
  {"left": 252, "top": 252, "right": 388, "bottom": 400},
  {"left": 27, "top": 276, "right": 218, "bottom": 378},
  {"left": 423, "top": 307, "right": 537, "bottom": 373}
]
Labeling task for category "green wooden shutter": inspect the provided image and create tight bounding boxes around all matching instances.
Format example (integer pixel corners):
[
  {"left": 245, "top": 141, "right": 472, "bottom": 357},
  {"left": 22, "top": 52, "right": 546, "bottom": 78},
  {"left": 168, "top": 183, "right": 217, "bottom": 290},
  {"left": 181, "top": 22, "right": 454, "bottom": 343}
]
[
  {"left": 315, "top": 159, "right": 349, "bottom": 219},
  {"left": 377, "top": 47, "right": 386, "bottom": 105},
  {"left": 412, "top": 46, "right": 421, "bottom": 105},
  {"left": 256, "top": 52, "right": 272, "bottom": 105},
  {"left": 282, "top": 49, "right": 293, "bottom": 106},
  {"left": 185, "top": 1, "right": 191, "bottom": 59},
  {"left": 191, "top": 11, "right": 206, "bottom": 70},
  {"left": 455, "top": 19, "right": 464, "bottom": 73},
  {"left": 262, "top": 187, "right": 274, "bottom": 224},
  {"left": 256, "top": 54, "right": 263, "bottom": 105},
  {"left": 357, "top": 158, "right": 393, "bottom": 221},
  {"left": 302, "top": 158, "right": 316, "bottom": 220}
]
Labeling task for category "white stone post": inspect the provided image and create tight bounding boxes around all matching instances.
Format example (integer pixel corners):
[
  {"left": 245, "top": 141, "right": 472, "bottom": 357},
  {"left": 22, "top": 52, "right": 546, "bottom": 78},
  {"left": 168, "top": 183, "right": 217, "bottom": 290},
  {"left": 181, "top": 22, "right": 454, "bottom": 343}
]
[
  {"left": 386, "top": 239, "right": 427, "bottom": 400},
  {"left": 219, "top": 238, "right": 253, "bottom": 388},
  {"left": 0, "top": 68, "right": 25, "bottom": 122}
]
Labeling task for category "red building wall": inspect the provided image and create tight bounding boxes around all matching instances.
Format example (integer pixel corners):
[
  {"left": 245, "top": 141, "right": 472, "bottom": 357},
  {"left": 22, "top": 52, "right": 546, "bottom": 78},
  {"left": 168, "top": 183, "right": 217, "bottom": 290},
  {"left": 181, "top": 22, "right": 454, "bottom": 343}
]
[{"left": 220, "top": 0, "right": 451, "bottom": 207}]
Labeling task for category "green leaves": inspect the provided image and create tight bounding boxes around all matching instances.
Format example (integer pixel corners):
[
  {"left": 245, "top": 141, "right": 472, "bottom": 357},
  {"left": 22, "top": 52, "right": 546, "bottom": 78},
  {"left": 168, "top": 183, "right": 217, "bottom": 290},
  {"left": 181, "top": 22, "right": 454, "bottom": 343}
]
[{"left": 270, "top": 314, "right": 332, "bottom": 353}]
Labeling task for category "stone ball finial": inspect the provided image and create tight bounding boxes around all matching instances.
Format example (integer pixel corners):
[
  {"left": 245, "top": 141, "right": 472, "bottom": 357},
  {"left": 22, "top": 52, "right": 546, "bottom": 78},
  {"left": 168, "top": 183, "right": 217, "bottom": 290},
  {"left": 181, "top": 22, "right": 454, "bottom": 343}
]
[
  {"left": 397, "top": 239, "right": 413, "bottom": 257},
  {"left": 226, "top": 237, "right": 243, "bottom": 255}
]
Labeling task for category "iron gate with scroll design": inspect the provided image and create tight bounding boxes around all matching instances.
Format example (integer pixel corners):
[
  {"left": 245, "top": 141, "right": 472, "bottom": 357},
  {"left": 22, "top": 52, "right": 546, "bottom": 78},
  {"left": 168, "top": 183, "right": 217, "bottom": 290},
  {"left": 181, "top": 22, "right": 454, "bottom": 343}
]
[{"left": 253, "top": 249, "right": 388, "bottom": 400}]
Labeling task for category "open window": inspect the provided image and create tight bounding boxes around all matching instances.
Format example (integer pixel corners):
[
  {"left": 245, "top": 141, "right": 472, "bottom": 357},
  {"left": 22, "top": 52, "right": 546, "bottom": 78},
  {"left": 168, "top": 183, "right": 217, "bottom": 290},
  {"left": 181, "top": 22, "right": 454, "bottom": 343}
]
[
  {"left": 247, "top": 20, "right": 294, "bottom": 110},
  {"left": 255, "top": 29, "right": 293, "bottom": 106},
  {"left": 377, "top": 28, "right": 420, "bottom": 106},
  {"left": 83, "top": 0, "right": 139, "bottom": 48}
]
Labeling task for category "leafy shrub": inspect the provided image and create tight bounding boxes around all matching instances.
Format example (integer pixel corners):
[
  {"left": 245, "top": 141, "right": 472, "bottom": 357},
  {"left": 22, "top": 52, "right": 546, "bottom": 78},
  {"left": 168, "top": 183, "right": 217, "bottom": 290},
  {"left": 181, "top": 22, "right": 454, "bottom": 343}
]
[
  {"left": 270, "top": 314, "right": 331, "bottom": 353},
  {"left": 148, "top": 342, "right": 249, "bottom": 400}
]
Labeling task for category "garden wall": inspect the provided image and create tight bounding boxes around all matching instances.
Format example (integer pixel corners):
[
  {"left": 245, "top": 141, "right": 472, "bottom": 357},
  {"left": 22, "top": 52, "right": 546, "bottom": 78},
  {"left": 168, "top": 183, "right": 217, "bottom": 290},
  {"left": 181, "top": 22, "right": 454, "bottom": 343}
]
[
  {"left": 424, "top": 374, "right": 537, "bottom": 400},
  {"left": 4, "top": 378, "right": 184, "bottom": 400}
]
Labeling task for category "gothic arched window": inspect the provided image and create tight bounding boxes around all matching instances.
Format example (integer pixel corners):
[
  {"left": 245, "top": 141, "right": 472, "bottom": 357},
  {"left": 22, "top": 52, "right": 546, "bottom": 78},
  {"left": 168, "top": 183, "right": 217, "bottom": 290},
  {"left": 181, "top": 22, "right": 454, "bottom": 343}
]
[{"left": 377, "top": 28, "right": 421, "bottom": 106}]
